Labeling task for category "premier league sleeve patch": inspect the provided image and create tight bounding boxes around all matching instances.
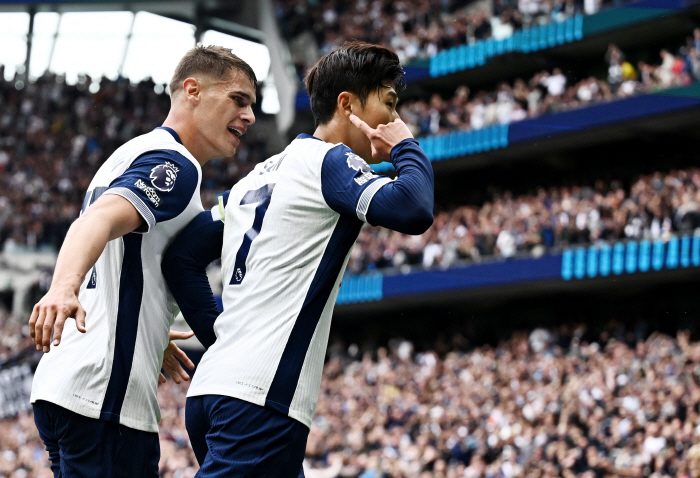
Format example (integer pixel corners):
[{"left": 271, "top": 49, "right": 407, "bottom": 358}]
[
  {"left": 345, "top": 152, "right": 378, "bottom": 186},
  {"left": 150, "top": 162, "right": 179, "bottom": 192}
]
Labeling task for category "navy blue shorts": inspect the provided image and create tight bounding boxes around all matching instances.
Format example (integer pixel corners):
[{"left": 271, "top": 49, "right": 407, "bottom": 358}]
[
  {"left": 186, "top": 395, "right": 308, "bottom": 478},
  {"left": 33, "top": 400, "right": 159, "bottom": 478}
]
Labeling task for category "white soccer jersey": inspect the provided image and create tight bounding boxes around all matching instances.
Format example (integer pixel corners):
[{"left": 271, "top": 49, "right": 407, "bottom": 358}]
[
  {"left": 31, "top": 127, "right": 203, "bottom": 433},
  {"left": 187, "top": 134, "right": 392, "bottom": 427}
]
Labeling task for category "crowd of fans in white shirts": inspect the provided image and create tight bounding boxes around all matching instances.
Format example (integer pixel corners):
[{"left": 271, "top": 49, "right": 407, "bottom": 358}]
[{"left": 4, "top": 311, "right": 700, "bottom": 477}]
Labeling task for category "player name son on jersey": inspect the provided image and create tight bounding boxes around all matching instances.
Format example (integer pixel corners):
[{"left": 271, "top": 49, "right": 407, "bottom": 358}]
[{"left": 135, "top": 179, "right": 161, "bottom": 207}]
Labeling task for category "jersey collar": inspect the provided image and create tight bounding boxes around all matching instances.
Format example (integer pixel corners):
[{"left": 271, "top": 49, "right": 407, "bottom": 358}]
[
  {"left": 157, "top": 126, "right": 183, "bottom": 145},
  {"left": 296, "top": 133, "right": 322, "bottom": 141}
]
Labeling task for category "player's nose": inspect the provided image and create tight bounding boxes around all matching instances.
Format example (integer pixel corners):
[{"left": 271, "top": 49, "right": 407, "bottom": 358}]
[{"left": 241, "top": 105, "right": 256, "bottom": 125}]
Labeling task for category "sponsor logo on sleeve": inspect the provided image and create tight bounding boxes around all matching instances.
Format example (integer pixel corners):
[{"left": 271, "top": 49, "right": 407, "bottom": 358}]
[
  {"left": 345, "top": 152, "right": 378, "bottom": 186},
  {"left": 135, "top": 179, "right": 161, "bottom": 207},
  {"left": 150, "top": 162, "right": 179, "bottom": 192}
]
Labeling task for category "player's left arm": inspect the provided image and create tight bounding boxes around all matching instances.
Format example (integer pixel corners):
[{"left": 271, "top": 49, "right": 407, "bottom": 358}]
[
  {"left": 364, "top": 138, "right": 434, "bottom": 235},
  {"left": 161, "top": 192, "right": 229, "bottom": 349}
]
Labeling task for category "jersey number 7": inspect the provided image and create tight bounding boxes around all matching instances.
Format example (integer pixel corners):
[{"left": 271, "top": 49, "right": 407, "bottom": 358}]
[{"left": 230, "top": 184, "right": 276, "bottom": 285}]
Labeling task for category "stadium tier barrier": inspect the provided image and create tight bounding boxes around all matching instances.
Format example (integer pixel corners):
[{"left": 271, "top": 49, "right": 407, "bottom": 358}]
[
  {"left": 372, "top": 83, "right": 700, "bottom": 172},
  {"left": 428, "top": 0, "right": 689, "bottom": 79},
  {"left": 329, "top": 233, "right": 700, "bottom": 305}
]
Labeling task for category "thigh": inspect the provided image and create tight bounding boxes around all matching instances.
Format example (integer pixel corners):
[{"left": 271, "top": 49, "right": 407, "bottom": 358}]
[
  {"left": 34, "top": 401, "right": 158, "bottom": 478},
  {"left": 33, "top": 401, "right": 62, "bottom": 478},
  {"left": 33, "top": 401, "right": 105, "bottom": 478},
  {"left": 186, "top": 395, "right": 211, "bottom": 466},
  {"left": 195, "top": 396, "right": 309, "bottom": 478}
]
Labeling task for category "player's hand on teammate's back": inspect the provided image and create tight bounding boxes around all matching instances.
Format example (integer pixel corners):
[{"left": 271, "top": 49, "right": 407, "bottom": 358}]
[
  {"left": 29, "top": 288, "right": 87, "bottom": 353},
  {"left": 159, "top": 330, "right": 196, "bottom": 384},
  {"left": 349, "top": 114, "right": 413, "bottom": 163}
]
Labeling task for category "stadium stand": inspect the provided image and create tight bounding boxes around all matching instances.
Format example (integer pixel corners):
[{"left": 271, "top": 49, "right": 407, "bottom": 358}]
[
  {"left": 277, "top": 0, "right": 621, "bottom": 70},
  {"left": 400, "top": 42, "right": 694, "bottom": 138},
  {"left": 4, "top": 1, "right": 700, "bottom": 477},
  {"left": 3, "top": 317, "right": 700, "bottom": 477}
]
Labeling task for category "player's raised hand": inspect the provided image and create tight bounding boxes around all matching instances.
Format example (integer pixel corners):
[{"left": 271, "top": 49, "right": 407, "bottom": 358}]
[
  {"left": 349, "top": 114, "right": 414, "bottom": 163},
  {"left": 159, "top": 330, "right": 195, "bottom": 384},
  {"left": 29, "top": 288, "right": 86, "bottom": 353}
]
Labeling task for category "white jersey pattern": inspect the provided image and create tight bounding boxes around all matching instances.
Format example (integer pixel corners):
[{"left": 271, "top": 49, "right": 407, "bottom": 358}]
[
  {"left": 187, "top": 134, "right": 392, "bottom": 427},
  {"left": 31, "top": 127, "right": 203, "bottom": 433}
]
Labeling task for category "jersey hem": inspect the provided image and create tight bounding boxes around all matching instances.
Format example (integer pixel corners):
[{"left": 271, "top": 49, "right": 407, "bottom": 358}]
[
  {"left": 30, "top": 393, "right": 159, "bottom": 433},
  {"left": 186, "top": 386, "right": 313, "bottom": 429}
]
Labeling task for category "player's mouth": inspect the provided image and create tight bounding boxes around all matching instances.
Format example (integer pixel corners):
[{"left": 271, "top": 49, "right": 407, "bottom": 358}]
[{"left": 228, "top": 126, "right": 245, "bottom": 141}]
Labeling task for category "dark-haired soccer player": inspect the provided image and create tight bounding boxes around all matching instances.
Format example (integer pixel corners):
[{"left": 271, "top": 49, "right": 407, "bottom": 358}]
[
  {"left": 28, "top": 46, "right": 257, "bottom": 477},
  {"left": 162, "top": 41, "right": 434, "bottom": 477}
]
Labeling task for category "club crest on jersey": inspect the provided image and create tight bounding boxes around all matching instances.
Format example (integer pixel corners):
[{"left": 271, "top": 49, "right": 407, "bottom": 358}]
[{"left": 150, "top": 162, "right": 179, "bottom": 192}]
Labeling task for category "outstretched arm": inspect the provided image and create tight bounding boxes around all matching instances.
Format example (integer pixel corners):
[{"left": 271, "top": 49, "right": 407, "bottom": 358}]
[{"left": 162, "top": 208, "right": 225, "bottom": 349}]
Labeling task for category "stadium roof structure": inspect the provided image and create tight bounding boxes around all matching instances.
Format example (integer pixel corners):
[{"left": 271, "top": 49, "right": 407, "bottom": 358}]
[{"left": 0, "top": 0, "right": 265, "bottom": 42}]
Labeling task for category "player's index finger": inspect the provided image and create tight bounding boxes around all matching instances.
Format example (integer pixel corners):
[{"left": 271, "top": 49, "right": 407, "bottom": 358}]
[{"left": 349, "top": 114, "right": 373, "bottom": 136}]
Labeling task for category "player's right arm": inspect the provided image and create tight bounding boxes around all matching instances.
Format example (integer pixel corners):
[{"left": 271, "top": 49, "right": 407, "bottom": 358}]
[
  {"left": 161, "top": 192, "right": 229, "bottom": 349},
  {"left": 29, "top": 195, "right": 144, "bottom": 352},
  {"left": 30, "top": 149, "right": 200, "bottom": 353}
]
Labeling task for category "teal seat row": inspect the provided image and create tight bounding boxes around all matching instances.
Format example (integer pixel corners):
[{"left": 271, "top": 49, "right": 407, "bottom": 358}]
[
  {"left": 371, "top": 124, "right": 508, "bottom": 173},
  {"left": 418, "top": 124, "right": 508, "bottom": 161},
  {"left": 429, "top": 14, "right": 583, "bottom": 78},
  {"left": 336, "top": 273, "right": 383, "bottom": 304}
]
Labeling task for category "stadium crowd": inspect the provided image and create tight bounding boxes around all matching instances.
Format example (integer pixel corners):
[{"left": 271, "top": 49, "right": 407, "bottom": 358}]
[
  {"left": 399, "top": 42, "right": 695, "bottom": 138},
  {"left": 348, "top": 166, "right": 700, "bottom": 274},
  {"left": 277, "top": 0, "right": 621, "bottom": 68},
  {"left": 4, "top": 316, "right": 700, "bottom": 477}
]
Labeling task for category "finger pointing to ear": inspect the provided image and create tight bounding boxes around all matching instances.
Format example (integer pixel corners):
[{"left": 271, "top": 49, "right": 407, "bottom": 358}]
[{"left": 349, "top": 114, "right": 374, "bottom": 137}]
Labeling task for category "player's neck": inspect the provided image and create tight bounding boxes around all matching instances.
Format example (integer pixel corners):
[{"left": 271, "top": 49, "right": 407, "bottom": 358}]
[
  {"left": 161, "top": 117, "right": 208, "bottom": 166},
  {"left": 313, "top": 116, "right": 350, "bottom": 146}
]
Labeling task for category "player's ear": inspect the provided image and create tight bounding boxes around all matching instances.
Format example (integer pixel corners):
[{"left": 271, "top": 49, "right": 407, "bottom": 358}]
[
  {"left": 182, "top": 78, "right": 201, "bottom": 104},
  {"left": 337, "top": 91, "right": 356, "bottom": 119}
]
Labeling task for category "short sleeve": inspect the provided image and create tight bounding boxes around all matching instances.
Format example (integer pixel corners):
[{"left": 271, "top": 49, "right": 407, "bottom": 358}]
[
  {"left": 104, "top": 150, "right": 199, "bottom": 232},
  {"left": 320, "top": 144, "right": 393, "bottom": 223}
]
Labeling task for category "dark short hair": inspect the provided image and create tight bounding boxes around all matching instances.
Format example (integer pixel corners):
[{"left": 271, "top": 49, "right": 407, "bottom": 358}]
[
  {"left": 169, "top": 45, "right": 257, "bottom": 95},
  {"left": 304, "top": 41, "right": 406, "bottom": 126}
]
